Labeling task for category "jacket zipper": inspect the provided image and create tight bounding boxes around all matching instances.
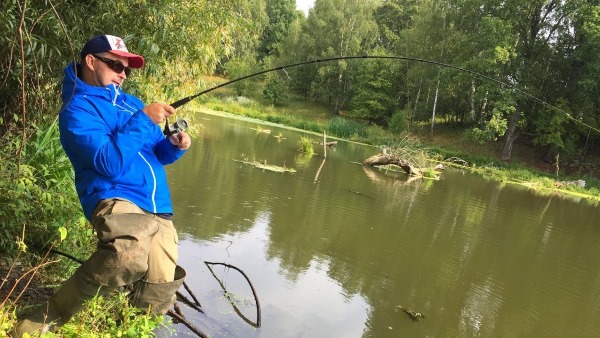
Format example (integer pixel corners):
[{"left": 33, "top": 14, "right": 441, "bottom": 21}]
[{"left": 138, "top": 152, "right": 157, "bottom": 213}]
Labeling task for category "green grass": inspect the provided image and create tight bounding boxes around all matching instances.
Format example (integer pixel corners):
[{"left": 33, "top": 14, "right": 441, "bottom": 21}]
[{"left": 297, "top": 137, "right": 315, "bottom": 156}]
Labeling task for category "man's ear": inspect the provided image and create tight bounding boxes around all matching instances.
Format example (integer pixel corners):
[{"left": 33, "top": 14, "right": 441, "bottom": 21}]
[{"left": 83, "top": 54, "right": 96, "bottom": 71}]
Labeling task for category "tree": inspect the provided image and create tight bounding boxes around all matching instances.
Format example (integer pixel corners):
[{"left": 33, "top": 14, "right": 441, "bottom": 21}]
[
  {"left": 263, "top": 73, "right": 289, "bottom": 105},
  {"left": 258, "top": 0, "right": 297, "bottom": 60},
  {"left": 373, "top": 0, "right": 418, "bottom": 51},
  {"left": 295, "top": 0, "right": 379, "bottom": 113},
  {"left": 494, "top": 0, "right": 583, "bottom": 162},
  {"left": 349, "top": 50, "right": 402, "bottom": 125}
]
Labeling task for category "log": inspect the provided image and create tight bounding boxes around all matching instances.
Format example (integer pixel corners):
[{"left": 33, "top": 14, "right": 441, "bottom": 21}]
[
  {"left": 320, "top": 141, "right": 337, "bottom": 147},
  {"left": 363, "top": 154, "right": 422, "bottom": 176}
]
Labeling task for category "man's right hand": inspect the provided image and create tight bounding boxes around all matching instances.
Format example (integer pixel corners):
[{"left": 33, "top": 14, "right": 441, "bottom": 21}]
[{"left": 142, "top": 103, "right": 175, "bottom": 124}]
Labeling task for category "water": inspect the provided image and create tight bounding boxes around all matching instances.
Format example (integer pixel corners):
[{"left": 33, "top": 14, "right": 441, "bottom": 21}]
[{"left": 166, "top": 110, "right": 600, "bottom": 337}]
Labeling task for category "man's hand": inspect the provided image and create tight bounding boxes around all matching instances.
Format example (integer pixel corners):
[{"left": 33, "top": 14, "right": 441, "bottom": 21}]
[
  {"left": 168, "top": 131, "right": 191, "bottom": 150},
  {"left": 142, "top": 103, "right": 175, "bottom": 124}
]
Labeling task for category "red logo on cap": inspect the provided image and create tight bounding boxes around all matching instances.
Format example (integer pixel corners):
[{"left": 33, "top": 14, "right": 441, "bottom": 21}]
[{"left": 114, "top": 38, "right": 124, "bottom": 49}]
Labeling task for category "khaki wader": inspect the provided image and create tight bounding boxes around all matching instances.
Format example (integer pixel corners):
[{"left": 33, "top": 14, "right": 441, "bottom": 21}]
[{"left": 11, "top": 199, "right": 185, "bottom": 337}]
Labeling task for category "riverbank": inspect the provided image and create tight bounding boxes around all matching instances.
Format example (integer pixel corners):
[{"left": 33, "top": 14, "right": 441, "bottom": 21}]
[{"left": 183, "top": 90, "right": 600, "bottom": 204}]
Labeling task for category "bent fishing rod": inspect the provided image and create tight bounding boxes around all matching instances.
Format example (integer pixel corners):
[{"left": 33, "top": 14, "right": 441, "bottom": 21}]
[
  {"left": 170, "top": 55, "right": 510, "bottom": 108},
  {"left": 168, "top": 55, "right": 600, "bottom": 136}
]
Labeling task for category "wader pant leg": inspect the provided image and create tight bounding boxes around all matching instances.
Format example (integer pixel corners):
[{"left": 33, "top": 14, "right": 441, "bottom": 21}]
[
  {"left": 10, "top": 198, "right": 171, "bottom": 337},
  {"left": 129, "top": 211, "right": 184, "bottom": 315}
]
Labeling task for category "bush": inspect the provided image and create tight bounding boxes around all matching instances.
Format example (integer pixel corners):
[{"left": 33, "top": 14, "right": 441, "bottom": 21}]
[
  {"left": 366, "top": 124, "right": 390, "bottom": 145},
  {"left": 0, "top": 306, "right": 17, "bottom": 337},
  {"left": 388, "top": 109, "right": 409, "bottom": 134},
  {"left": 0, "top": 122, "right": 85, "bottom": 258}
]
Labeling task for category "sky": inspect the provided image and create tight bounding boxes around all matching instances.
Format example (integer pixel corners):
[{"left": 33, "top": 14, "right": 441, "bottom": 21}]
[{"left": 296, "top": 0, "right": 315, "bottom": 15}]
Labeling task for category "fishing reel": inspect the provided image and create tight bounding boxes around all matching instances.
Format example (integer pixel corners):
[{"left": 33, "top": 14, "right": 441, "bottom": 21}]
[{"left": 163, "top": 118, "right": 188, "bottom": 137}]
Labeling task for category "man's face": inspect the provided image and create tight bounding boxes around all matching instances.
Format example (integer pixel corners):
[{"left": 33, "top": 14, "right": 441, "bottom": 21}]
[{"left": 88, "top": 52, "right": 130, "bottom": 87}]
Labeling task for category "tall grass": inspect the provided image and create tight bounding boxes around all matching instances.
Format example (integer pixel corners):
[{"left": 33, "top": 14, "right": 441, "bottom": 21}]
[
  {"left": 326, "top": 117, "right": 368, "bottom": 141},
  {"left": 298, "top": 137, "right": 315, "bottom": 156}
]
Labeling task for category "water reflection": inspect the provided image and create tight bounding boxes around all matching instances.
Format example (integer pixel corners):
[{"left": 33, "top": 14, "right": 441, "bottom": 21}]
[{"left": 169, "top": 111, "right": 600, "bottom": 337}]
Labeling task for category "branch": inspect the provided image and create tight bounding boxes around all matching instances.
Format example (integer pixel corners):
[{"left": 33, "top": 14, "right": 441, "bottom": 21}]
[{"left": 205, "top": 261, "right": 261, "bottom": 327}]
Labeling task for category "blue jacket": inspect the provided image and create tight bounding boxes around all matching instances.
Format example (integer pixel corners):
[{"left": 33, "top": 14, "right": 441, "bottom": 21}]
[{"left": 59, "top": 63, "right": 186, "bottom": 221}]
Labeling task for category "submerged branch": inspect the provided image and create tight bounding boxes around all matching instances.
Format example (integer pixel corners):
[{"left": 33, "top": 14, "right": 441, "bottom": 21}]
[
  {"left": 205, "top": 261, "right": 261, "bottom": 327},
  {"left": 234, "top": 159, "right": 296, "bottom": 173},
  {"left": 167, "top": 309, "right": 210, "bottom": 338}
]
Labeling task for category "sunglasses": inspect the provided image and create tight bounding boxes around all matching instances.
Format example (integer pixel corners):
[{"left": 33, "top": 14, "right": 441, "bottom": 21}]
[{"left": 92, "top": 54, "right": 131, "bottom": 76}]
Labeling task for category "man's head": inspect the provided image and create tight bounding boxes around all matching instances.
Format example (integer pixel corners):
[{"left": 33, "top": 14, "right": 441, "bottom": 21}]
[{"left": 79, "top": 35, "right": 144, "bottom": 87}]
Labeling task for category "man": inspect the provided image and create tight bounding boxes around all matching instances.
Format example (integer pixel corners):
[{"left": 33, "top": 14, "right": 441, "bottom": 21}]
[{"left": 12, "top": 35, "right": 191, "bottom": 336}]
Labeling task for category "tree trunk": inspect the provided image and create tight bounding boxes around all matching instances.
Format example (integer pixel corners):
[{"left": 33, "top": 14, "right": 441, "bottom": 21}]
[
  {"left": 469, "top": 79, "right": 476, "bottom": 124},
  {"left": 430, "top": 76, "right": 440, "bottom": 136},
  {"left": 479, "top": 91, "right": 488, "bottom": 128},
  {"left": 412, "top": 78, "right": 422, "bottom": 125},
  {"left": 425, "top": 85, "right": 431, "bottom": 114},
  {"left": 501, "top": 106, "right": 522, "bottom": 162},
  {"left": 363, "top": 153, "right": 422, "bottom": 176}
]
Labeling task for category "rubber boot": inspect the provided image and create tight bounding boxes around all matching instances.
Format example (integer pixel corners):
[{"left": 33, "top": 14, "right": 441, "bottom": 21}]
[
  {"left": 130, "top": 265, "right": 186, "bottom": 315},
  {"left": 10, "top": 273, "right": 100, "bottom": 337}
]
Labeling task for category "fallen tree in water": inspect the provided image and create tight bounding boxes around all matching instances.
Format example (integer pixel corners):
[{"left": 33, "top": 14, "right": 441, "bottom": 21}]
[
  {"left": 363, "top": 153, "right": 422, "bottom": 176},
  {"left": 234, "top": 159, "right": 296, "bottom": 173}
]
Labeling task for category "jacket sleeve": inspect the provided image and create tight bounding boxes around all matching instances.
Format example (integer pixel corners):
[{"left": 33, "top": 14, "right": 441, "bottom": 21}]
[
  {"left": 59, "top": 101, "right": 156, "bottom": 178},
  {"left": 152, "top": 129, "right": 187, "bottom": 165}
]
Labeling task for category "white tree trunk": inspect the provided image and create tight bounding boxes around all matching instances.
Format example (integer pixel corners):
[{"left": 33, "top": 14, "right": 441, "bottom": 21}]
[
  {"left": 412, "top": 78, "right": 422, "bottom": 125},
  {"left": 430, "top": 77, "right": 440, "bottom": 136},
  {"left": 480, "top": 91, "right": 488, "bottom": 128},
  {"left": 469, "top": 79, "right": 476, "bottom": 123}
]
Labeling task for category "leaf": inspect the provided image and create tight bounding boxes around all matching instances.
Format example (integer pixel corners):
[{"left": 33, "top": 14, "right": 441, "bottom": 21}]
[{"left": 58, "top": 226, "right": 67, "bottom": 241}]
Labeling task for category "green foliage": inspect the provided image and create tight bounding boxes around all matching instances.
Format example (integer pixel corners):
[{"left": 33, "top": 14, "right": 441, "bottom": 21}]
[
  {"left": 389, "top": 109, "right": 410, "bottom": 134},
  {"left": 288, "top": 0, "right": 379, "bottom": 112},
  {"left": 0, "top": 123, "right": 83, "bottom": 257},
  {"left": 1, "top": 291, "right": 165, "bottom": 338},
  {"left": 0, "top": 306, "right": 17, "bottom": 337},
  {"left": 464, "top": 102, "right": 510, "bottom": 144},
  {"left": 225, "top": 55, "right": 262, "bottom": 96},
  {"left": 327, "top": 117, "right": 368, "bottom": 140},
  {"left": 422, "top": 168, "right": 437, "bottom": 179},
  {"left": 366, "top": 124, "right": 391, "bottom": 145},
  {"left": 258, "top": 0, "right": 297, "bottom": 59},
  {"left": 532, "top": 100, "right": 577, "bottom": 157},
  {"left": 262, "top": 74, "right": 289, "bottom": 106},
  {"left": 349, "top": 52, "right": 401, "bottom": 125},
  {"left": 297, "top": 137, "right": 314, "bottom": 156},
  {"left": 60, "top": 291, "right": 169, "bottom": 337}
]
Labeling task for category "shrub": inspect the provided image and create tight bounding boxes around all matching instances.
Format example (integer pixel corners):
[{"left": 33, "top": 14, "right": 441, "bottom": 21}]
[
  {"left": 0, "top": 122, "right": 85, "bottom": 258},
  {"left": 388, "top": 109, "right": 409, "bottom": 134}
]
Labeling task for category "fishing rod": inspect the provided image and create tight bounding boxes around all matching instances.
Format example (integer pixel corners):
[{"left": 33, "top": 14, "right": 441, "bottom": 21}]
[{"left": 168, "top": 55, "right": 600, "bottom": 136}]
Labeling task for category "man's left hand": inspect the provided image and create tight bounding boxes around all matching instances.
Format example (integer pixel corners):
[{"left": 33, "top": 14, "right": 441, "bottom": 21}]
[{"left": 169, "top": 131, "right": 191, "bottom": 150}]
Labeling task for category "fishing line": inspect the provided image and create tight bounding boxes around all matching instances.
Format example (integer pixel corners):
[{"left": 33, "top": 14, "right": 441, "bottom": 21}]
[{"left": 170, "top": 55, "right": 600, "bottom": 136}]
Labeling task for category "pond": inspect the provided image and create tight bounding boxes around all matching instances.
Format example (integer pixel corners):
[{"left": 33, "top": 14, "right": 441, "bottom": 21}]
[{"left": 167, "top": 110, "right": 600, "bottom": 337}]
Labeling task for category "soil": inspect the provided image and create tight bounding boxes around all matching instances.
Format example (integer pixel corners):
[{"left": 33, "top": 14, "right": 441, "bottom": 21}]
[{"left": 0, "top": 262, "right": 56, "bottom": 309}]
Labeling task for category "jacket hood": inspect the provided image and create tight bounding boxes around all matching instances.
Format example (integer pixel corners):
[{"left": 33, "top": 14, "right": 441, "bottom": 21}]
[{"left": 61, "top": 62, "right": 122, "bottom": 108}]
